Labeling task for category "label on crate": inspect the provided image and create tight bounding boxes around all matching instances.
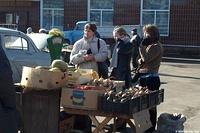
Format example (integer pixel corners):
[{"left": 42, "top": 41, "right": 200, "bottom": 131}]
[{"left": 71, "top": 90, "right": 85, "bottom": 105}]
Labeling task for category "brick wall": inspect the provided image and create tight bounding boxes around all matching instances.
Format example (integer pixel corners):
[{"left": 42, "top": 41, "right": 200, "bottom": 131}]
[
  {"left": 0, "top": 1, "right": 40, "bottom": 32},
  {"left": 114, "top": 0, "right": 140, "bottom": 25},
  {"left": 161, "top": 0, "right": 200, "bottom": 46},
  {"left": 64, "top": 0, "right": 87, "bottom": 30}
]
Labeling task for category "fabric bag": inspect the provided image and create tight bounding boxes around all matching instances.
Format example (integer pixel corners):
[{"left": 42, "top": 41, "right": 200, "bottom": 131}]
[{"left": 97, "top": 39, "right": 110, "bottom": 79}]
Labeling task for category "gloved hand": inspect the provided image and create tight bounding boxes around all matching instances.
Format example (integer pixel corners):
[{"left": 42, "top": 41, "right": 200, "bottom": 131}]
[{"left": 141, "top": 36, "right": 151, "bottom": 46}]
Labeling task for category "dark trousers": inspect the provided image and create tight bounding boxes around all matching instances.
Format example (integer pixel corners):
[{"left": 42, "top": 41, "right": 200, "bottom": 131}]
[
  {"left": 132, "top": 55, "right": 139, "bottom": 70},
  {"left": 73, "top": 115, "right": 92, "bottom": 133},
  {"left": 139, "top": 75, "right": 160, "bottom": 130}
]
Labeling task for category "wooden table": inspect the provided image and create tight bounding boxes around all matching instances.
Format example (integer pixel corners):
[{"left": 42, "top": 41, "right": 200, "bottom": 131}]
[{"left": 64, "top": 108, "right": 140, "bottom": 133}]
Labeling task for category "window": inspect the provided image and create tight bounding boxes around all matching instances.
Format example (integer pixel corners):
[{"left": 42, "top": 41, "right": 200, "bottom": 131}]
[
  {"left": 5, "top": 35, "right": 28, "bottom": 50},
  {"left": 141, "top": 0, "right": 170, "bottom": 36},
  {"left": 90, "top": 0, "right": 114, "bottom": 26},
  {"left": 6, "top": 14, "right": 13, "bottom": 24},
  {"left": 42, "top": 0, "right": 64, "bottom": 30}
]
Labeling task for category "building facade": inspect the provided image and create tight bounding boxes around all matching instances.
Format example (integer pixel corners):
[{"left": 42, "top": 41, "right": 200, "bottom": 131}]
[{"left": 0, "top": 0, "right": 200, "bottom": 57}]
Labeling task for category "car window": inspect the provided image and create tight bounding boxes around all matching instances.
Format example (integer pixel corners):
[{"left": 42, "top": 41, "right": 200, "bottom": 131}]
[
  {"left": 4, "top": 35, "right": 28, "bottom": 50},
  {"left": 74, "top": 23, "right": 86, "bottom": 31}
]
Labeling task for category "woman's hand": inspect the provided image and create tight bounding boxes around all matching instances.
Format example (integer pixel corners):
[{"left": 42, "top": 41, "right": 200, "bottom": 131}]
[
  {"left": 83, "top": 54, "right": 95, "bottom": 61},
  {"left": 138, "top": 58, "right": 144, "bottom": 65}
]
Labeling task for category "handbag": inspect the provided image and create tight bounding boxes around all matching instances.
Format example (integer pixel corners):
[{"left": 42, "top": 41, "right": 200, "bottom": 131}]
[{"left": 97, "top": 39, "right": 110, "bottom": 79}]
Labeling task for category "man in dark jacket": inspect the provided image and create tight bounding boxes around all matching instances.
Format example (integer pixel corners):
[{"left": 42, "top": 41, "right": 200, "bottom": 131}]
[
  {"left": 0, "top": 39, "right": 17, "bottom": 133},
  {"left": 130, "top": 28, "right": 141, "bottom": 71}
]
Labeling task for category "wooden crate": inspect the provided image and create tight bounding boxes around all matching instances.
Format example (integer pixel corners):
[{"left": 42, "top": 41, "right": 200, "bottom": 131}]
[{"left": 15, "top": 85, "right": 61, "bottom": 133}]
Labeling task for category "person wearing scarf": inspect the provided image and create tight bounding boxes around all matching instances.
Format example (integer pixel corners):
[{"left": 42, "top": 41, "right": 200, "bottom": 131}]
[
  {"left": 69, "top": 23, "right": 108, "bottom": 132},
  {"left": 70, "top": 23, "right": 108, "bottom": 73},
  {"left": 110, "top": 26, "right": 133, "bottom": 89},
  {"left": 138, "top": 24, "right": 163, "bottom": 133}
]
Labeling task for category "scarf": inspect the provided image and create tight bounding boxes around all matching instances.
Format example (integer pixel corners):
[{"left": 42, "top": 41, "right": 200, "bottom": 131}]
[{"left": 110, "top": 36, "right": 130, "bottom": 68}]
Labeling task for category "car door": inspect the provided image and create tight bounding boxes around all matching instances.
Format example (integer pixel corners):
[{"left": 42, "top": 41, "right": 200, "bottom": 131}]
[{"left": 2, "top": 31, "right": 51, "bottom": 83}]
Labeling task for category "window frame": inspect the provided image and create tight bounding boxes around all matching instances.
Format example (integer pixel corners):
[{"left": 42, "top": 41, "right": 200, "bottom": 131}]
[
  {"left": 88, "top": 0, "right": 114, "bottom": 27},
  {"left": 140, "top": 0, "right": 170, "bottom": 36},
  {"left": 40, "top": 0, "right": 64, "bottom": 30},
  {"left": 4, "top": 35, "right": 29, "bottom": 51}
]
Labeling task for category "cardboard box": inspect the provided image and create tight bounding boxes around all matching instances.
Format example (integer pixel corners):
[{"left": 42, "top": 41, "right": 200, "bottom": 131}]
[
  {"left": 20, "top": 66, "right": 67, "bottom": 90},
  {"left": 61, "top": 87, "right": 105, "bottom": 110}
]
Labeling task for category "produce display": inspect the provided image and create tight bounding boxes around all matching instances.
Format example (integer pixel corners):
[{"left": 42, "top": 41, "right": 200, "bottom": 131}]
[
  {"left": 32, "top": 61, "right": 165, "bottom": 114},
  {"left": 35, "top": 59, "right": 68, "bottom": 72},
  {"left": 51, "top": 59, "right": 68, "bottom": 72},
  {"left": 67, "top": 69, "right": 99, "bottom": 86},
  {"left": 104, "top": 86, "right": 150, "bottom": 103},
  {"left": 99, "top": 87, "right": 164, "bottom": 115},
  {"left": 88, "top": 78, "right": 125, "bottom": 91}
]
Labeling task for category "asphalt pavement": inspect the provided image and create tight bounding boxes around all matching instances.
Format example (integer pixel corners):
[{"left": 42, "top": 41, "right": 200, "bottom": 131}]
[{"left": 158, "top": 59, "right": 200, "bottom": 132}]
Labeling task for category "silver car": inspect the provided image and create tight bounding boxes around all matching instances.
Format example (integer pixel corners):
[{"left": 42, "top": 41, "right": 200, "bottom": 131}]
[{"left": 0, "top": 27, "right": 51, "bottom": 83}]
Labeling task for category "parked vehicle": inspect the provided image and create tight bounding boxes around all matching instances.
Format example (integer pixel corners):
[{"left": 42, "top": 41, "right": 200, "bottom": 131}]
[
  {"left": 0, "top": 27, "right": 51, "bottom": 83},
  {"left": 64, "top": 21, "right": 141, "bottom": 45},
  {"left": 27, "top": 33, "right": 50, "bottom": 51},
  {"left": 64, "top": 21, "right": 87, "bottom": 45}
]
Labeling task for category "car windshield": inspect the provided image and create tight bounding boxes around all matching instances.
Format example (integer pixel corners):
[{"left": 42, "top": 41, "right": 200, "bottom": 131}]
[
  {"left": 27, "top": 33, "right": 50, "bottom": 51},
  {"left": 74, "top": 22, "right": 87, "bottom": 31}
]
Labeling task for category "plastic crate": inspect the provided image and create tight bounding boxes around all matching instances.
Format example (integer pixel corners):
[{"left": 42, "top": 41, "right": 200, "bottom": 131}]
[
  {"left": 140, "top": 94, "right": 150, "bottom": 110},
  {"left": 130, "top": 96, "right": 140, "bottom": 113},
  {"left": 99, "top": 95, "right": 140, "bottom": 115},
  {"left": 157, "top": 89, "right": 164, "bottom": 104},
  {"left": 98, "top": 89, "right": 164, "bottom": 115},
  {"left": 112, "top": 100, "right": 131, "bottom": 115},
  {"left": 149, "top": 91, "right": 159, "bottom": 107},
  {"left": 149, "top": 89, "right": 164, "bottom": 107},
  {"left": 99, "top": 96, "right": 113, "bottom": 113}
]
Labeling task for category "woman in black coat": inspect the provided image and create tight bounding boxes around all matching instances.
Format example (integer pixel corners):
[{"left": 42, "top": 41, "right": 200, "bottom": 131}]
[{"left": 110, "top": 26, "right": 133, "bottom": 89}]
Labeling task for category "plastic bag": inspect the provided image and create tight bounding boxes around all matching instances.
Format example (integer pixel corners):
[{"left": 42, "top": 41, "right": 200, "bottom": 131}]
[{"left": 157, "top": 113, "right": 186, "bottom": 133}]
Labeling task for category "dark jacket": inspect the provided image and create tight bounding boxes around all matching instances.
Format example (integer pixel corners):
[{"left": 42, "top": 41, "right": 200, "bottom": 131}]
[
  {"left": 111, "top": 39, "right": 133, "bottom": 88},
  {"left": 130, "top": 34, "right": 141, "bottom": 57},
  {"left": 0, "top": 42, "right": 17, "bottom": 133},
  {"left": 0, "top": 44, "right": 16, "bottom": 109}
]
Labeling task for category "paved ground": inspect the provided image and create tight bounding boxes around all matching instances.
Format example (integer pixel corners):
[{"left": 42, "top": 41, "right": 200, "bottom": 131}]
[
  {"left": 158, "top": 60, "right": 200, "bottom": 132},
  {"left": 96, "top": 59, "right": 200, "bottom": 133}
]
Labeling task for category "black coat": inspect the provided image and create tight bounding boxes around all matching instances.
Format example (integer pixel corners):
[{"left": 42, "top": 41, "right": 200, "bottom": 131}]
[
  {"left": 0, "top": 44, "right": 16, "bottom": 109},
  {"left": 0, "top": 40, "right": 17, "bottom": 132},
  {"left": 111, "top": 39, "right": 133, "bottom": 88}
]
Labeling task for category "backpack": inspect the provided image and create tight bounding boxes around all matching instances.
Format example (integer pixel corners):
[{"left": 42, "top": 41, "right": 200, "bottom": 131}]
[{"left": 97, "top": 39, "right": 110, "bottom": 79}]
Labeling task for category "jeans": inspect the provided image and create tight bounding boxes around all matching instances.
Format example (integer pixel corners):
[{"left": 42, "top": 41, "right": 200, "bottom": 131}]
[
  {"left": 139, "top": 74, "right": 161, "bottom": 131},
  {"left": 139, "top": 74, "right": 160, "bottom": 91}
]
